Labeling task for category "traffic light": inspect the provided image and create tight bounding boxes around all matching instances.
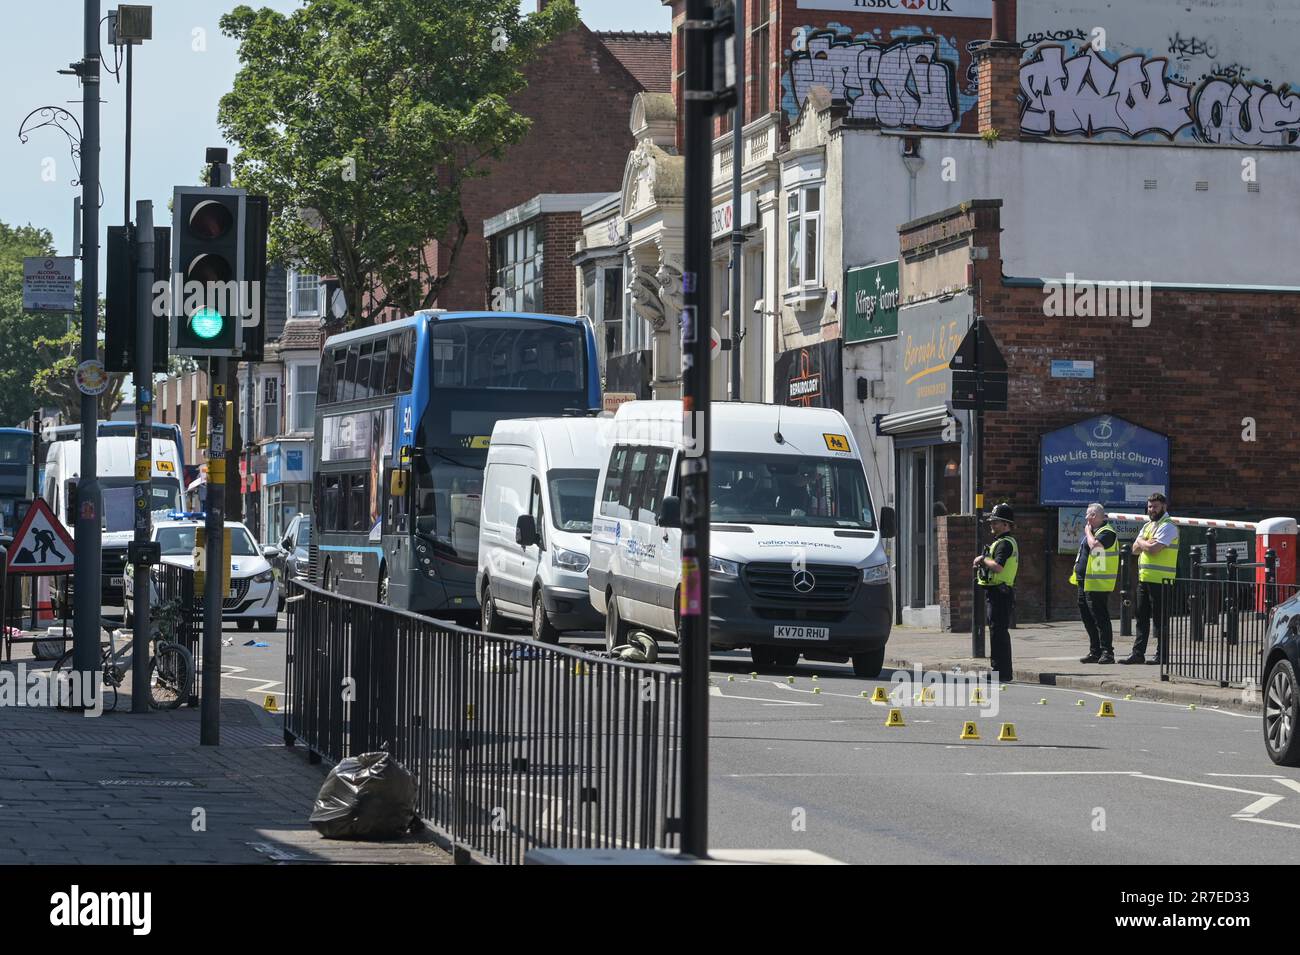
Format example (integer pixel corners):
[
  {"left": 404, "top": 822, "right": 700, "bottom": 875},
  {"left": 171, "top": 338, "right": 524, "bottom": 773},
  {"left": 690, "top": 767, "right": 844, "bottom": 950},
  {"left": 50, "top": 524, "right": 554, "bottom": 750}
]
[
  {"left": 195, "top": 400, "right": 235, "bottom": 449},
  {"left": 171, "top": 186, "right": 246, "bottom": 356},
  {"left": 105, "top": 225, "right": 171, "bottom": 373},
  {"left": 710, "top": 0, "right": 737, "bottom": 114}
]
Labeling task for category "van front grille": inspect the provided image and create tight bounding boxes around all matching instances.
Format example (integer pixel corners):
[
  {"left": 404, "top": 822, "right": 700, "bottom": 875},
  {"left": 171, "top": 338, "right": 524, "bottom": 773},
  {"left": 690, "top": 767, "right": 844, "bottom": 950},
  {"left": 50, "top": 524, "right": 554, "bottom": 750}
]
[{"left": 744, "top": 562, "right": 859, "bottom": 604}]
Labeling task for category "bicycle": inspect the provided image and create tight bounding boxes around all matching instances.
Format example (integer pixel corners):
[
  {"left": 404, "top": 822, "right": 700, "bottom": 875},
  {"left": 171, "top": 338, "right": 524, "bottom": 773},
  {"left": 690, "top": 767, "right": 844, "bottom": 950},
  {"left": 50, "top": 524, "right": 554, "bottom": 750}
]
[{"left": 51, "top": 613, "right": 194, "bottom": 713}]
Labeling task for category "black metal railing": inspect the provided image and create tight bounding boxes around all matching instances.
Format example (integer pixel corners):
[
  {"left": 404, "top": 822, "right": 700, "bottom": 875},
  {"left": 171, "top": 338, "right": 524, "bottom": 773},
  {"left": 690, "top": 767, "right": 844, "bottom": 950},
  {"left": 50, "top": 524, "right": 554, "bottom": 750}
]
[
  {"left": 284, "top": 580, "right": 683, "bottom": 864},
  {"left": 1160, "top": 546, "right": 1300, "bottom": 687},
  {"left": 154, "top": 562, "right": 202, "bottom": 707}
]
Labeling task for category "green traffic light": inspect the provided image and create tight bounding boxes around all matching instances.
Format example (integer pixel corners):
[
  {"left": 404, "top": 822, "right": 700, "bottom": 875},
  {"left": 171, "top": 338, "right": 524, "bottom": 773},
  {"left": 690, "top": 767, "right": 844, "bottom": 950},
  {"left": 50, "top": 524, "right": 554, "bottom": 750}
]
[{"left": 189, "top": 307, "right": 225, "bottom": 340}]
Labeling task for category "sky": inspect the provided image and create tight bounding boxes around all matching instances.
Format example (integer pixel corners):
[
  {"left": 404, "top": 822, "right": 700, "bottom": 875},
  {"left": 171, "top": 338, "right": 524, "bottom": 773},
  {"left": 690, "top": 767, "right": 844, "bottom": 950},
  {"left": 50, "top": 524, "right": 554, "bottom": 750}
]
[{"left": 0, "top": 1, "right": 671, "bottom": 264}]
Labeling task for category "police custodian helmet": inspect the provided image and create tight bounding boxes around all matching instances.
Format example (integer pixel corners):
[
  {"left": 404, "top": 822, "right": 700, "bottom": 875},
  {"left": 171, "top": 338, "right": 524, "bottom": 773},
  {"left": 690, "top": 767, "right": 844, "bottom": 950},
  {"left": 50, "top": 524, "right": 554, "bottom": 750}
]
[{"left": 986, "top": 503, "right": 1015, "bottom": 524}]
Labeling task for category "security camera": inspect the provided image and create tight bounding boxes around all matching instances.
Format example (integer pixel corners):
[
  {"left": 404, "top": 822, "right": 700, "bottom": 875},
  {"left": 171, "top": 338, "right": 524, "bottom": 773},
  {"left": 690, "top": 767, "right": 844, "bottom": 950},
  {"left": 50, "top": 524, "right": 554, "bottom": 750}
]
[{"left": 753, "top": 298, "right": 764, "bottom": 314}]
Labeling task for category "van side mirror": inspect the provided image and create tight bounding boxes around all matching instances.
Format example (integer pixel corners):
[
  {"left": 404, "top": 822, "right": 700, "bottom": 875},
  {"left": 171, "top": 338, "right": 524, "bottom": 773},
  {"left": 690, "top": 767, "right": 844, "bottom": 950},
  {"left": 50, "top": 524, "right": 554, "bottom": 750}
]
[
  {"left": 879, "top": 506, "right": 896, "bottom": 539},
  {"left": 515, "top": 514, "right": 538, "bottom": 548},
  {"left": 659, "top": 495, "right": 681, "bottom": 529}
]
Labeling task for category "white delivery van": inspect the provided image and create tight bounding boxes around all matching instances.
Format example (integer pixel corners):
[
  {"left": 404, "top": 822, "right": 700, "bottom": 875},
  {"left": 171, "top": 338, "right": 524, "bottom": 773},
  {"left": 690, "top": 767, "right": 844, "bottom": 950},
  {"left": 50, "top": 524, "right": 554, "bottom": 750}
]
[
  {"left": 477, "top": 416, "right": 612, "bottom": 642},
  {"left": 42, "top": 435, "right": 185, "bottom": 603},
  {"left": 587, "top": 401, "right": 896, "bottom": 677}
]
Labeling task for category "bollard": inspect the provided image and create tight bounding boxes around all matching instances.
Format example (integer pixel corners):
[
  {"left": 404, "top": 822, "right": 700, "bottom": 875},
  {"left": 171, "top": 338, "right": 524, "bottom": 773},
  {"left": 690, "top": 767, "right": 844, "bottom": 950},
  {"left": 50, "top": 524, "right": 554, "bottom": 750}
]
[
  {"left": 1119, "top": 544, "right": 1132, "bottom": 637},
  {"left": 1224, "top": 550, "right": 1239, "bottom": 647},
  {"left": 1264, "top": 548, "right": 1278, "bottom": 617}
]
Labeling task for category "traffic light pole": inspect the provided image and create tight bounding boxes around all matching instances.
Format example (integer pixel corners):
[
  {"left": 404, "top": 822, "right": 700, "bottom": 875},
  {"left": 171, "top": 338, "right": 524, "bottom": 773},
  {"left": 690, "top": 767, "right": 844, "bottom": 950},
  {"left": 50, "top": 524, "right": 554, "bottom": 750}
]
[
  {"left": 73, "top": 0, "right": 103, "bottom": 685},
  {"left": 201, "top": 364, "right": 227, "bottom": 745},
  {"left": 972, "top": 314, "right": 986, "bottom": 658},
  {"left": 681, "top": 0, "right": 717, "bottom": 861},
  {"left": 131, "top": 201, "right": 154, "bottom": 713}
]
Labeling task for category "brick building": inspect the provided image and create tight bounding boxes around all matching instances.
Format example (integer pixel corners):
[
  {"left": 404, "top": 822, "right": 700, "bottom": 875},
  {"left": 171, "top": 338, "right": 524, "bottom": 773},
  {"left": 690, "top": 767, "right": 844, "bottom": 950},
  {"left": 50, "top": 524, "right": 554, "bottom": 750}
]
[
  {"left": 910, "top": 198, "right": 1300, "bottom": 629},
  {"left": 430, "top": 9, "right": 670, "bottom": 312}
]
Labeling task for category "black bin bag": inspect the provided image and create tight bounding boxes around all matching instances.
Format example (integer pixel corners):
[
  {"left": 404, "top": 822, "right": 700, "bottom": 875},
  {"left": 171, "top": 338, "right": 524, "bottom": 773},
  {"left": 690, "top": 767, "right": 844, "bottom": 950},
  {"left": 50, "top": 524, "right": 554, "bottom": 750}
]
[{"left": 309, "top": 750, "right": 418, "bottom": 840}]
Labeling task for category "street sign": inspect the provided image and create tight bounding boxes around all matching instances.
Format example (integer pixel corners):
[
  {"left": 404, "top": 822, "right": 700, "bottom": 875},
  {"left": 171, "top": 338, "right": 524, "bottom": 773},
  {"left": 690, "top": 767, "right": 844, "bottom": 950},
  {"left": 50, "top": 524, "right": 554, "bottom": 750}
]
[
  {"left": 949, "top": 321, "right": 1008, "bottom": 412},
  {"left": 7, "top": 498, "right": 75, "bottom": 574},
  {"left": 23, "top": 256, "right": 76, "bottom": 312},
  {"left": 951, "top": 370, "right": 1008, "bottom": 410}
]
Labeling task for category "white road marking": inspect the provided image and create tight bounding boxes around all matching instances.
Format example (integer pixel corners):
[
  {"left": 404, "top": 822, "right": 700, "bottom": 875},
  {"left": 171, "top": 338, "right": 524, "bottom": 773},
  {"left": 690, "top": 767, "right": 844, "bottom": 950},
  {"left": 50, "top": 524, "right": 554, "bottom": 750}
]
[
  {"left": 220, "top": 664, "right": 283, "bottom": 695},
  {"left": 1236, "top": 817, "right": 1300, "bottom": 830},
  {"left": 1234, "top": 795, "right": 1284, "bottom": 817},
  {"left": 709, "top": 686, "right": 819, "bottom": 706}
]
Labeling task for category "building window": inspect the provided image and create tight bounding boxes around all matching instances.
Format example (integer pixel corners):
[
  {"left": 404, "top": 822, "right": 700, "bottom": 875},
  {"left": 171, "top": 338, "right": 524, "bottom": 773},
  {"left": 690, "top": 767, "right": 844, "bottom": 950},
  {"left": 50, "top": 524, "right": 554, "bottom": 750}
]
[
  {"left": 785, "top": 183, "right": 823, "bottom": 289},
  {"left": 752, "top": 1, "right": 770, "bottom": 116},
  {"left": 602, "top": 265, "right": 623, "bottom": 358},
  {"left": 288, "top": 363, "right": 318, "bottom": 433},
  {"left": 493, "top": 223, "right": 543, "bottom": 312},
  {"left": 260, "top": 376, "right": 279, "bottom": 437},
  {"left": 293, "top": 272, "right": 320, "bottom": 316}
]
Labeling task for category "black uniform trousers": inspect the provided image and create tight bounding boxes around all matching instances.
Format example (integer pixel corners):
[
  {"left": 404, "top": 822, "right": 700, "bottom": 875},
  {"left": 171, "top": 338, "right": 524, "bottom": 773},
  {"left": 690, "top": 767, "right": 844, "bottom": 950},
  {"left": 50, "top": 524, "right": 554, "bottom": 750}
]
[
  {"left": 1132, "top": 581, "right": 1168, "bottom": 659},
  {"left": 984, "top": 585, "right": 1014, "bottom": 679},
  {"left": 1077, "top": 586, "right": 1113, "bottom": 654}
]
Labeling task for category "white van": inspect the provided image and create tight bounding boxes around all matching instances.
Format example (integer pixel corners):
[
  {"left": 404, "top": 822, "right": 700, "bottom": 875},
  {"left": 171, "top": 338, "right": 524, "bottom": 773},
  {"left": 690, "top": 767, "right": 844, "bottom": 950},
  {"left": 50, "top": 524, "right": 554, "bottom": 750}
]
[
  {"left": 477, "top": 416, "right": 612, "bottom": 642},
  {"left": 587, "top": 401, "right": 895, "bottom": 677},
  {"left": 43, "top": 435, "right": 185, "bottom": 603}
]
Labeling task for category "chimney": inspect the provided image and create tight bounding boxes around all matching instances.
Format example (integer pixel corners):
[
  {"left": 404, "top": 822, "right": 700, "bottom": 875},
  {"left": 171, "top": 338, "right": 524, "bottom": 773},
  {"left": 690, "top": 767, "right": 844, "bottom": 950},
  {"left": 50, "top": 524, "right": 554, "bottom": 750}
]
[{"left": 971, "top": 0, "right": 1021, "bottom": 141}]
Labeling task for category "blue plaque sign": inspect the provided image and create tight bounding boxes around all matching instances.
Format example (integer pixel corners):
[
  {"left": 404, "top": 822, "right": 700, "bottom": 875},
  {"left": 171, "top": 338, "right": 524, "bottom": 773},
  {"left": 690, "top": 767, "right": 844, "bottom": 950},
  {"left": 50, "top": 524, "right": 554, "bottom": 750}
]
[{"left": 1039, "top": 414, "right": 1170, "bottom": 506}]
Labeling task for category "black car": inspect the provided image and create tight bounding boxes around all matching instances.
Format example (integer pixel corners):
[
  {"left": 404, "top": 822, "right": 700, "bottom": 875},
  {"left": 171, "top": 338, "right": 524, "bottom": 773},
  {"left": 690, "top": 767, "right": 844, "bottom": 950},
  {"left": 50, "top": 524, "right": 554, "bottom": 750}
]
[
  {"left": 269, "top": 514, "right": 311, "bottom": 608},
  {"left": 1263, "top": 590, "right": 1300, "bottom": 765}
]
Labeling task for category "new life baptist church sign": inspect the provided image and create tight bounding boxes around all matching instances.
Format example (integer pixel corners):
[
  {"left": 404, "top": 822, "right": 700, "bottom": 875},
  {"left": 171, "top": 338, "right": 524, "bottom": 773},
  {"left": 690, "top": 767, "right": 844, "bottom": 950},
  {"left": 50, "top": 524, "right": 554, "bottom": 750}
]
[{"left": 1039, "top": 414, "right": 1170, "bottom": 506}]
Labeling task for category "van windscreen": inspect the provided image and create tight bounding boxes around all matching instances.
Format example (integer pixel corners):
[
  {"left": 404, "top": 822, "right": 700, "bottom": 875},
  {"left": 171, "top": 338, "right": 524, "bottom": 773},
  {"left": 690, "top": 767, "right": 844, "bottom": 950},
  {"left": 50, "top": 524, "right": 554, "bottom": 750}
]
[
  {"left": 547, "top": 469, "right": 599, "bottom": 533},
  {"left": 711, "top": 452, "right": 875, "bottom": 529}
]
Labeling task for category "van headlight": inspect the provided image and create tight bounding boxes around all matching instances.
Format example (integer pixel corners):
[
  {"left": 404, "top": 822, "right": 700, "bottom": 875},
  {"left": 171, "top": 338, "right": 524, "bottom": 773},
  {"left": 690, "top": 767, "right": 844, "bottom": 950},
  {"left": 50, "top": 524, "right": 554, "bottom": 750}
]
[
  {"left": 862, "top": 563, "right": 890, "bottom": 584},
  {"left": 551, "top": 548, "right": 589, "bottom": 573},
  {"left": 253, "top": 570, "right": 274, "bottom": 584},
  {"left": 709, "top": 556, "right": 740, "bottom": 578}
]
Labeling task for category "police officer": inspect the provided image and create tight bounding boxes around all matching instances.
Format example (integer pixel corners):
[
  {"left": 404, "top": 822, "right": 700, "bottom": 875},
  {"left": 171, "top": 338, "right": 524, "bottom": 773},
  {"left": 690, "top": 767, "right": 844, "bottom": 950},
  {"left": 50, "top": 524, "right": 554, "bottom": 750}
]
[
  {"left": 973, "top": 503, "right": 1018, "bottom": 681},
  {"left": 1123, "top": 492, "right": 1179, "bottom": 665},
  {"left": 1073, "top": 503, "right": 1118, "bottom": 664}
]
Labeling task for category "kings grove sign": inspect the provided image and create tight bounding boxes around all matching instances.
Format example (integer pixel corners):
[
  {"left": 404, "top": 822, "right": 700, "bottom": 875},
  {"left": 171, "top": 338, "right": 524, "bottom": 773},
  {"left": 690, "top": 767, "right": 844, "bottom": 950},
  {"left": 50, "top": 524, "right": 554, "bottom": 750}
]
[{"left": 844, "top": 261, "right": 900, "bottom": 343}]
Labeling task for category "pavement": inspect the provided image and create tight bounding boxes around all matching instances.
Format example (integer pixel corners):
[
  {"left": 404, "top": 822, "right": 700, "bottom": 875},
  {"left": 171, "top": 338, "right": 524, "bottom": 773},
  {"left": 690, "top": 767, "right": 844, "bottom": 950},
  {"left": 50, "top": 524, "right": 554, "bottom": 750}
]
[
  {"left": 884, "top": 619, "right": 1261, "bottom": 712},
  {"left": 0, "top": 620, "right": 451, "bottom": 865}
]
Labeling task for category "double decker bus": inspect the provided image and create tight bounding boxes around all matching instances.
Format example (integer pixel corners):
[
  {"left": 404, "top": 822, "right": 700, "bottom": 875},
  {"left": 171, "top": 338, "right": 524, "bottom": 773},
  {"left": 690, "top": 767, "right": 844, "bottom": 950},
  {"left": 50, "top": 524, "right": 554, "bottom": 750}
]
[
  {"left": 312, "top": 310, "right": 600, "bottom": 623},
  {"left": 0, "top": 428, "right": 34, "bottom": 536}
]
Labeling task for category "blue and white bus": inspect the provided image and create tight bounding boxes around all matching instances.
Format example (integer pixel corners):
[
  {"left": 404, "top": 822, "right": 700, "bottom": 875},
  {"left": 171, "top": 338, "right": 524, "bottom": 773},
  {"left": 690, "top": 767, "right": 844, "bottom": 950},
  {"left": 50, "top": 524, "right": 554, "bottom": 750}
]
[
  {"left": 0, "top": 428, "right": 34, "bottom": 535},
  {"left": 311, "top": 310, "right": 600, "bottom": 623}
]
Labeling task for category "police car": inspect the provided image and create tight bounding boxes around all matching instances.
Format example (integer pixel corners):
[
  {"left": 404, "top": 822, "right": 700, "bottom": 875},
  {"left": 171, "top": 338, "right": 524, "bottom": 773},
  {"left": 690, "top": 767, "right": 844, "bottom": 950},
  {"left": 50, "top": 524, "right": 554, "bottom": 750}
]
[{"left": 124, "top": 518, "right": 280, "bottom": 632}]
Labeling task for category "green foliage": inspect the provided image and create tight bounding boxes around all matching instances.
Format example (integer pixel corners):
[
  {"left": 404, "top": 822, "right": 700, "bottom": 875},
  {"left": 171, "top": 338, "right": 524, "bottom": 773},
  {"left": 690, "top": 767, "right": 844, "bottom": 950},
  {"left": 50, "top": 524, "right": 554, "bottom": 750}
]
[
  {"left": 33, "top": 327, "right": 127, "bottom": 423},
  {"left": 0, "top": 222, "right": 67, "bottom": 425},
  {"left": 217, "top": 0, "right": 579, "bottom": 328}
]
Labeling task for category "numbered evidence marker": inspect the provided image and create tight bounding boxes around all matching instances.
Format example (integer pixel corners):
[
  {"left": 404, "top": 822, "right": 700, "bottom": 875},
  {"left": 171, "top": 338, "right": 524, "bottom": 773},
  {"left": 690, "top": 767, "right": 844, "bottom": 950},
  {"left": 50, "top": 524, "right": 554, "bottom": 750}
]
[
  {"left": 263, "top": 694, "right": 279, "bottom": 713},
  {"left": 885, "top": 708, "right": 906, "bottom": 727},
  {"left": 960, "top": 721, "right": 980, "bottom": 740},
  {"left": 6, "top": 498, "right": 75, "bottom": 573},
  {"left": 1096, "top": 700, "right": 1117, "bottom": 718}
]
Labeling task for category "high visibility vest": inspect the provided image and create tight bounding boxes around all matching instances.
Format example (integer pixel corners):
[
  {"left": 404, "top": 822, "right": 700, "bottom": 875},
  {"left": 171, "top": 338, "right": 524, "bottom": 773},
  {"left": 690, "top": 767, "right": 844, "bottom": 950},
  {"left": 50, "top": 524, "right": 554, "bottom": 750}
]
[
  {"left": 978, "top": 535, "right": 1018, "bottom": 587},
  {"left": 1069, "top": 523, "right": 1119, "bottom": 593},
  {"left": 1137, "top": 514, "right": 1180, "bottom": 583}
]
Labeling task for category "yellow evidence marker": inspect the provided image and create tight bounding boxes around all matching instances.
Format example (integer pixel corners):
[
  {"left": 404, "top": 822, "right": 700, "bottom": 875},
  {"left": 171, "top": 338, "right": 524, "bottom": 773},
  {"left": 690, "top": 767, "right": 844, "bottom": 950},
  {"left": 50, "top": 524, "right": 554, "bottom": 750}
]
[
  {"left": 885, "top": 708, "right": 906, "bottom": 727},
  {"left": 997, "top": 723, "right": 1018, "bottom": 742},
  {"left": 1096, "top": 700, "right": 1117, "bottom": 718},
  {"left": 960, "top": 721, "right": 980, "bottom": 740}
]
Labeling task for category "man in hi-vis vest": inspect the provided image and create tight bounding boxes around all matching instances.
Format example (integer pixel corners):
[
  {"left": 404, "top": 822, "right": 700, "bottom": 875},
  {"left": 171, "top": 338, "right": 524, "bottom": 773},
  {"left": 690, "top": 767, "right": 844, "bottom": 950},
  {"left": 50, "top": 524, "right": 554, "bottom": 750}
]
[
  {"left": 973, "top": 503, "right": 1018, "bottom": 681},
  {"left": 1122, "top": 492, "right": 1179, "bottom": 665},
  {"left": 1072, "top": 503, "right": 1117, "bottom": 664}
]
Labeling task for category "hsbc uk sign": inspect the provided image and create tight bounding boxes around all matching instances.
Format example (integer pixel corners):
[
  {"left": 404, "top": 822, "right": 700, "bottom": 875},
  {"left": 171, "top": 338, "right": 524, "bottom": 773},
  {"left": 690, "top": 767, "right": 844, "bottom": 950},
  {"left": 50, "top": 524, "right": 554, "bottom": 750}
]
[{"left": 795, "top": 0, "right": 993, "bottom": 17}]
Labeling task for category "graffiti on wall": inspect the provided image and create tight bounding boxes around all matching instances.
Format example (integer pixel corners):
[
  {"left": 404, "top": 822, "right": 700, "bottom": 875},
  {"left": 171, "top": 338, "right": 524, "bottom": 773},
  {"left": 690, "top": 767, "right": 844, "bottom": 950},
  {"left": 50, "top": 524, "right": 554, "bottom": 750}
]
[
  {"left": 786, "top": 29, "right": 968, "bottom": 130},
  {"left": 1019, "top": 44, "right": 1300, "bottom": 146},
  {"left": 1195, "top": 79, "right": 1300, "bottom": 146},
  {"left": 1019, "top": 46, "right": 1194, "bottom": 138}
]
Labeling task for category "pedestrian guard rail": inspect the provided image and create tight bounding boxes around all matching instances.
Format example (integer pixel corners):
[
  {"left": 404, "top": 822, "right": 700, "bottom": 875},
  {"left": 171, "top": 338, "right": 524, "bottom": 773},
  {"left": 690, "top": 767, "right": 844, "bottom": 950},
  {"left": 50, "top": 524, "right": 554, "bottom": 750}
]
[
  {"left": 283, "top": 580, "right": 683, "bottom": 864},
  {"left": 1153, "top": 545, "right": 1300, "bottom": 688}
]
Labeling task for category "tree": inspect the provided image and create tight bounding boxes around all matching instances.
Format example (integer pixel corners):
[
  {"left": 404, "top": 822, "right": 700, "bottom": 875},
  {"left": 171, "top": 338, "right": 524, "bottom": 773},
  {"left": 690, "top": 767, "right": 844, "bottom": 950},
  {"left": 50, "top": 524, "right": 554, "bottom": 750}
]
[
  {"left": 33, "top": 325, "right": 128, "bottom": 423},
  {"left": 0, "top": 222, "right": 68, "bottom": 425},
  {"left": 217, "top": 0, "right": 579, "bottom": 328}
]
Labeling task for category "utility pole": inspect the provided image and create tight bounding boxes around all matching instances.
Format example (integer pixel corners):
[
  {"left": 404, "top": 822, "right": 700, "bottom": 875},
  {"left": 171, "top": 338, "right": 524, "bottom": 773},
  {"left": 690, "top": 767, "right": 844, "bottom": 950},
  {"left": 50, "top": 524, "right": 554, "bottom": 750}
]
[
  {"left": 130, "top": 201, "right": 154, "bottom": 712},
  {"left": 72, "top": 0, "right": 103, "bottom": 683},
  {"left": 728, "top": 0, "right": 744, "bottom": 401},
  {"left": 681, "top": 0, "right": 735, "bottom": 861}
]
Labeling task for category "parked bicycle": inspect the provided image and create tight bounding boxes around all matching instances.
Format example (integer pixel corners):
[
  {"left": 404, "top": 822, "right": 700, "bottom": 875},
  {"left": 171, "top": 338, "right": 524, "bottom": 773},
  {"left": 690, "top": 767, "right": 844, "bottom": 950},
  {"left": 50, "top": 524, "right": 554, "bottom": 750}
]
[{"left": 51, "top": 610, "right": 194, "bottom": 713}]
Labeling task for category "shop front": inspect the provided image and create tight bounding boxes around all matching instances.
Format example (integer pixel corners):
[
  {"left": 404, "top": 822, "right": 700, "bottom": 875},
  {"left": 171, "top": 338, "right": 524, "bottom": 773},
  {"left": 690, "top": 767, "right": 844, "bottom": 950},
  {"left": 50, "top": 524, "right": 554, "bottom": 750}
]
[
  {"left": 262, "top": 440, "right": 314, "bottom": 545},
  {"left": 877, "top": 293, "right": 973, "bottom": 627}
]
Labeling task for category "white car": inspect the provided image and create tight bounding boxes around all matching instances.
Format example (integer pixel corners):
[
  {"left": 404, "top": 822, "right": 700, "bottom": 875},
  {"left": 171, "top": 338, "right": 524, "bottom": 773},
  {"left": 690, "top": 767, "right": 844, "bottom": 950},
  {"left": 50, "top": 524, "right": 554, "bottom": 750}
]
[{"left": 124, "top": 520, "right": 280, "bottom": 632}]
